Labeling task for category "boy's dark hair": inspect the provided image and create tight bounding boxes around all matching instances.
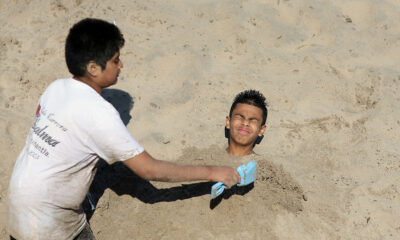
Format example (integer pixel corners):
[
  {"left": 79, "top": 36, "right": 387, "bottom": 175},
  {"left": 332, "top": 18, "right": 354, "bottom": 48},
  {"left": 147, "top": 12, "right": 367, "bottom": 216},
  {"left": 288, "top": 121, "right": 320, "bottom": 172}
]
[
  {"left": 65, "top": 18, "right": 125, "bottom": 77},
  {"left": 229, "top": 90, "right": 268, "bottom": 125}
]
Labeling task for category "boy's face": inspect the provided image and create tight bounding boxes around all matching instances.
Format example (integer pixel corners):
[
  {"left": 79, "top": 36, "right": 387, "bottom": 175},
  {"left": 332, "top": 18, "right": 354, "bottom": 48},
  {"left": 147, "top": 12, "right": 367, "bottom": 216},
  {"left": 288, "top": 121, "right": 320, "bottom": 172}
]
[
  {"left": 226, "top": 103, "right": 266, "bottom": 148},
  {"left": 96, "top": 52, "right": 123, "bottom": 88}
]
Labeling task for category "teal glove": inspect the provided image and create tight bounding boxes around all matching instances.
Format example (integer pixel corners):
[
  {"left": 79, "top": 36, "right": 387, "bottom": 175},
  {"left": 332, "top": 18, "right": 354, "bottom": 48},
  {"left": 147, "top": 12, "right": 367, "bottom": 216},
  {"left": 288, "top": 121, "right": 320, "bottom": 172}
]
[{"left": 211, "top": 160, "right": 257, "bottom": 199}]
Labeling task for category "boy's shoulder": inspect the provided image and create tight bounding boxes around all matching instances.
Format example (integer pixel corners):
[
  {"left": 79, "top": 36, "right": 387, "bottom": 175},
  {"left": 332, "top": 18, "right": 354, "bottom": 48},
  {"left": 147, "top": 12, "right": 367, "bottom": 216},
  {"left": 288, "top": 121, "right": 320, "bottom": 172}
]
[
  {"left": 238, "top": 152, "right": 265, "bottom": 164},
  {"left": 42, "top": 78, "right": 118, "bottom": 117}
]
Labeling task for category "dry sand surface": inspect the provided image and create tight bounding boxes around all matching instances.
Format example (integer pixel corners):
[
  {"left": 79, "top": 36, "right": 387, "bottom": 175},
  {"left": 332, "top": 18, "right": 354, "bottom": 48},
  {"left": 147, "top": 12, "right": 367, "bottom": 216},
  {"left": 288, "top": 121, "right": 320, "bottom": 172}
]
[{"left": 1, "top": 0, "right": 400, "bottom": 239}]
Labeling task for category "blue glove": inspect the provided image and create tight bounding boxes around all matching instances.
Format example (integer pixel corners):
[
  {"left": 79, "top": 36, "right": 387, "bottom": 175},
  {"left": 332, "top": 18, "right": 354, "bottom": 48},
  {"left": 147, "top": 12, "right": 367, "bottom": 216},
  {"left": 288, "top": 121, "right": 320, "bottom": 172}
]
[
  {"left": 211, "top": 161, "right": 257, "bottom": 199},
  {"left": 237, "top": 160, "right": 257, "bottom": 186}
]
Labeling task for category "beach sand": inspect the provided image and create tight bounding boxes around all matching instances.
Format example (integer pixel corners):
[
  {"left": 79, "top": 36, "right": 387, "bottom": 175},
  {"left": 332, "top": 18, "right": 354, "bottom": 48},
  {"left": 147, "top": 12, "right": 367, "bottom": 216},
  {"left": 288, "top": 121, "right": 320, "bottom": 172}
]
[{"left": 1, "top": 0, "right": 400, "bottom": 239}]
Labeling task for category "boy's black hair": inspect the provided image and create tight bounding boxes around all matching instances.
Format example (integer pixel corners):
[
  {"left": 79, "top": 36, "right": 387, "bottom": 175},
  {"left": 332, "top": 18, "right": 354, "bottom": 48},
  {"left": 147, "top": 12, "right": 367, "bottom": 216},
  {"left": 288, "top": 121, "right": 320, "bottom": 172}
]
[
  {"left": 65, "top": 18, "right": 125, "bottom": 77},
  {"left": 229, "top": 89, "right": 268, "bottom": 125}
]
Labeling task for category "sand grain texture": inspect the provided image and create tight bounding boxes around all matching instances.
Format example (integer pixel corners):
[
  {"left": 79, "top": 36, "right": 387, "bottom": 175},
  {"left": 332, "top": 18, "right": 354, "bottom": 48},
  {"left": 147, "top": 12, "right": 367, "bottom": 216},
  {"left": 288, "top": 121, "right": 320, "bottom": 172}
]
[{"left": 1, "top": 0, "right": 400, "bottom": 239}]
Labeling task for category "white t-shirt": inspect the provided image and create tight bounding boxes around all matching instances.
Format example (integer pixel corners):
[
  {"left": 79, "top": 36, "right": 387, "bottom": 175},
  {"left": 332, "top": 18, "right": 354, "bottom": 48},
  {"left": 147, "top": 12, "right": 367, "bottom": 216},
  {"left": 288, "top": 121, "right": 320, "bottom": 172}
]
[{"left": 8, "top": 78, "right": 144, "bottom": 240}]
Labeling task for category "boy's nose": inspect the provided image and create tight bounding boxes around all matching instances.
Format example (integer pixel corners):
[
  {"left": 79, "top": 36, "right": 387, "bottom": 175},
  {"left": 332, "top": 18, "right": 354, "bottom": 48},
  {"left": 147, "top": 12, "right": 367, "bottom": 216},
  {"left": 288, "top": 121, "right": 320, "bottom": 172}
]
[{"left": 119, "top": 60, "right": 123, "bottom": 69}]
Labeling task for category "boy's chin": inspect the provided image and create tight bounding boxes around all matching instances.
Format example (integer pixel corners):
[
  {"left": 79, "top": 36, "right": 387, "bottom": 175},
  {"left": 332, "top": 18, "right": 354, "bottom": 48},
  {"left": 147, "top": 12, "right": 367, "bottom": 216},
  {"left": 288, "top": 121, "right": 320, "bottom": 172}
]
[
  {"left": 107, "top": 79, "right": 118, "bottom": 87},
  {"left": 230, "top": 137, "right": 256, "bottom": 148}
]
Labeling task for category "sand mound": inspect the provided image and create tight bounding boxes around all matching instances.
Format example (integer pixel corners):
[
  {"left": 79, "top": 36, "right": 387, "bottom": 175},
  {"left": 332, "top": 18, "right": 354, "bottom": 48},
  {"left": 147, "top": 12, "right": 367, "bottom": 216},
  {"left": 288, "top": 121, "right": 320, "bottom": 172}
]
[{"left": 85, "top": 145, "right": 304, "bottom": 239}]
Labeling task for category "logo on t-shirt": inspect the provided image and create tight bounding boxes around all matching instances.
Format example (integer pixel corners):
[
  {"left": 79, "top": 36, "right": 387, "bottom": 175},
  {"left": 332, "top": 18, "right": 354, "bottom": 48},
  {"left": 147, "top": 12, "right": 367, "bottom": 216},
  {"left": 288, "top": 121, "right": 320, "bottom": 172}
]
[
  {"left": 28, "top": 104, "right": 64, "bottom": 159},
  {"left": 36, "top": 104, "right": 41, "bottom": 117}
]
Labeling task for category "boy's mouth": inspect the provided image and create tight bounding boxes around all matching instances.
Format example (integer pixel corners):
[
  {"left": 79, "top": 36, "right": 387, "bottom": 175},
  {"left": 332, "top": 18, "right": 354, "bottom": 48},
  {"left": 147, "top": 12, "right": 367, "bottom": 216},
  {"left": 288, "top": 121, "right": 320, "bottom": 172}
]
[{"left": 238, "top": 128, "right": 250, "bottom": 134}]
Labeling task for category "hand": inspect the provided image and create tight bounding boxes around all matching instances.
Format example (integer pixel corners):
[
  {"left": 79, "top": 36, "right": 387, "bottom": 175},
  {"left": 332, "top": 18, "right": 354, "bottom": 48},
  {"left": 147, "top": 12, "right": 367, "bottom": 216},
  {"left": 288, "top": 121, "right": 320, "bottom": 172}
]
[{"left": 210, "top": 166, "right": 241, "bottom": 188}]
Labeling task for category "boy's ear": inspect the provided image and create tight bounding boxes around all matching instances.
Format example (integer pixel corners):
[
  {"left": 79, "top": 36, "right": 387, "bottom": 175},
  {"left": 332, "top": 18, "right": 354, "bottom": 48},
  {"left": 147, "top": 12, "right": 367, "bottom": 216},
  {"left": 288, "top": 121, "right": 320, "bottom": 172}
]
[
  {"left": 258, "top": 124, "right": 267, "bottom": 136},
  {"left": 225, "top": 116, "right": 230, "bottom": 129},
  {"left": 86, "top": 61, "right": 101, "bottom": 77}
]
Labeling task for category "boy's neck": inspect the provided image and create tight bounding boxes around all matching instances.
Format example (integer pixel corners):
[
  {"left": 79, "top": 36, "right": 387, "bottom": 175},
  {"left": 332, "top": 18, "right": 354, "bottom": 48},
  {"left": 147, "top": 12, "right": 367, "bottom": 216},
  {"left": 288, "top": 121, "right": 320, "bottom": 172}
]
[
  {"left": 73, "top": 76, "right": 102, "bottom": 94},
  {"left": 226, "top": 144, "right": 254, "bottom": 157}
]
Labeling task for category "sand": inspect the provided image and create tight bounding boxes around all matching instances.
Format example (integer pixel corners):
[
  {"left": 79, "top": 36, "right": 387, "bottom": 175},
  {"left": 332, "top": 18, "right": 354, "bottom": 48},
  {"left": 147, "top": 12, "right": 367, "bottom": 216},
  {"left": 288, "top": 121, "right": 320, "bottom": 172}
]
[{"left": 1, "top": 0, "right": 400, "bottom": 239}]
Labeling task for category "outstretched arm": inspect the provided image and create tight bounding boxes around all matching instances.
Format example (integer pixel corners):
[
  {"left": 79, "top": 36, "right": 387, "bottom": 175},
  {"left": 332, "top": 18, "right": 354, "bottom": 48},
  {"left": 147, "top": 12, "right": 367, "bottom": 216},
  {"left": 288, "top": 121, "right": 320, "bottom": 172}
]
[{"left": 123, "top": 151, "right": 240, "bottom": 188}]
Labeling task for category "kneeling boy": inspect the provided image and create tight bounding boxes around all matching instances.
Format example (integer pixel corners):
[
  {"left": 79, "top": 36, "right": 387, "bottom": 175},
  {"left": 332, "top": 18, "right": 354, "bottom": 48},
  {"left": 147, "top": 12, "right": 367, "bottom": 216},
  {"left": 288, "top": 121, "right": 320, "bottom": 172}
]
[{"left": 7, "top": 18, "right": 239, "bottom": 240}]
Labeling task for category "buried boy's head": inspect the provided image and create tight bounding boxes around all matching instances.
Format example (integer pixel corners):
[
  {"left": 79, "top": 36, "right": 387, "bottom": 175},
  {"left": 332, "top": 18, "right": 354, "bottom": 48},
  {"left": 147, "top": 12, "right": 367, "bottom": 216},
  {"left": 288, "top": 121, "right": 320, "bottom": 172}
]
[
  {"left": 65, "top": 18, "right": 125, "bottom": 77},
  {"left": 226, "top": 90, "right": 268, "bottom": 156}
]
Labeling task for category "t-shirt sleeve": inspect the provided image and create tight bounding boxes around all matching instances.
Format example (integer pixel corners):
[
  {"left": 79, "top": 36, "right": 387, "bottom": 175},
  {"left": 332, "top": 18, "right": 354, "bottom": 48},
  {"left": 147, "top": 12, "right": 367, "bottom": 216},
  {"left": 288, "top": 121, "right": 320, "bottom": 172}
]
[{"left": 82, "top": 101, "right": 144, "bottom": 164}]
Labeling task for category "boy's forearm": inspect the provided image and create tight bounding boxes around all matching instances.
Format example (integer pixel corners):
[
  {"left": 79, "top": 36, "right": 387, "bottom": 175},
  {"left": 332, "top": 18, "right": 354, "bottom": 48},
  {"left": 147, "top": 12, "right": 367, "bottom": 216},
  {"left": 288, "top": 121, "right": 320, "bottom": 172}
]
[
  {"left": 146, "top": 160, "right": 214, "bottom": 182},
  {"left": 123, "top": 151, "right": 239, "bottom": 187},
  {"left": 123, "top": 151, "right": 213, "bottom": 182}
]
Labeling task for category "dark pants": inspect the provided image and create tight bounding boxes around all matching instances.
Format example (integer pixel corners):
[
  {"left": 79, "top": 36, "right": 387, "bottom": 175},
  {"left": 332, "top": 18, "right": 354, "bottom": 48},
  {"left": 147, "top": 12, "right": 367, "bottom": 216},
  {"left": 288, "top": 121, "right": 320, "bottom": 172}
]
[
  {"left": 10, "top": 223, "right": 96, "bottom": 240},
  {"left": 74, "top": 223, "right": 96, "bottom": 240}
]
